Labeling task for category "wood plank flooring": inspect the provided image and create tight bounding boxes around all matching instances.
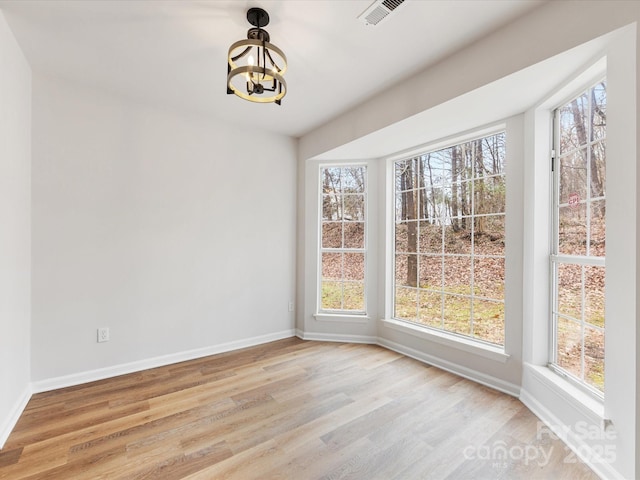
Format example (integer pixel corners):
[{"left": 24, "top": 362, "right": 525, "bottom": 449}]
[{"left": 0, "top": 338, "right": 598, "bottom": 479}]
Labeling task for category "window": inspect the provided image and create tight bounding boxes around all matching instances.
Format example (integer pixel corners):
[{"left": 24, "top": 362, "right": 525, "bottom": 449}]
[
  {"left": 551, "top": 80, "right": 606, "bottom": 395},
  {"left": 319, "top": 166, "right": 366, "bottom": 313},
  {"left": 393, "top": 132, "right": 506, "bottom": 345}
]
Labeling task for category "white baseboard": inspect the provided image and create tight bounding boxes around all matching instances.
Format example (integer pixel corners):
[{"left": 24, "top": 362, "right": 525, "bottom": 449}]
[
  {"left": 0, "top": 385, "right": 32, "bottom": 449},
  {"left": 377, "top": 337, "right": 520, "bottom": 397},
  {"left": 295, "top": 330, "right": 377, "bottom": 344},
  {"left": 31, "top": 329, "right": 296, "bottom": 393},
  {"left": 520, "top": 388, "right": 621, "bottom": 480}
]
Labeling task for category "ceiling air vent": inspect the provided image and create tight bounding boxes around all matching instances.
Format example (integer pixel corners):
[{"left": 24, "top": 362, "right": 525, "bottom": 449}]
[{"left": 358, "top": 0, "right": 406, "bottom": 26}]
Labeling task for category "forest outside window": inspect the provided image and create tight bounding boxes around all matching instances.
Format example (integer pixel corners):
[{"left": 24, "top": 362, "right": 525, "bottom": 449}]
[
  {"left": 393, "top": 132, "right": 506, "bottom": 346},
  {"left": 319, "top": 166, "right": 367, "bottom": 314},
  {"left": 551, "top": 79, "right": 606, "bottom": 396}
]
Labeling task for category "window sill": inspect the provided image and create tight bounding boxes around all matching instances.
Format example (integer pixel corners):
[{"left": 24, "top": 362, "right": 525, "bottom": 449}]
[
  {"left": 524, "top": 363, "right": 605, "bottom": 425},
  {"left": 314, "top": 313, "right": 370, "bottom": 324},
  {"left": 381, "top": 318, "right": 510, "bottom": 363}
]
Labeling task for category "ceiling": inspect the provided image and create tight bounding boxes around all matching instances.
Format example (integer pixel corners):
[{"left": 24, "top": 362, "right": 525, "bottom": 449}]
[{"left": 0, "top": 0, "right": 545, "bottom": 138}]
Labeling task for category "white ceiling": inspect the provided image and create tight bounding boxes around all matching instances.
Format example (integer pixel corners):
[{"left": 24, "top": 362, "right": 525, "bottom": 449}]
[{"left": 0, "top": 0, "right": 545, "bottom": 138}]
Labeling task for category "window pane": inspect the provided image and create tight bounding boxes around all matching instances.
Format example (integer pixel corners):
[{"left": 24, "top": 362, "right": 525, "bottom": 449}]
[
  {"left": 418, "top": 290, "right": 442, "bottom": 328},
  {"left": 395, "top": 254, "right": 418, "bottom": 288},
  {"left": 342, "top": 168, "right": 365, "bottom": 193},
  {"left": 321, "top": 281, "right": 342, "bottom": 310},
  {"left": 444, "top": 225, "right": 472, "bottom": 255},
  {"left": 592, "top": 82, "right": 606, "bottom": 141},
  {"left": 444, "top": 294, "right": 471, "bottom": 336},
  {"left": 590, "top": 140, "right": 605, "bottom": 199},
  {"left": 344, "top": 222, "right": 364, "bottom": 249},
  {"left": 395, "top": 287, "right": 417, "bottom": 320},
  {"left": 427, "top": 187, "right": 446, "bottom": 220},
  {"left": 421, "top": 154, "right": 446, "bottom": 186},
  {"left": 395, "top": 222, "right": 417, "bottom": 253},
  {"left": 322, "top": 222, "right": 342, "bottom": 248},
  {"left": 395, "top": 193, "right": 403, "bottom": 222},
  {"left": 419, "top": 221, "right": 442, "bottom": 254},
  {"left": 322, "top": 194, "right": 342, "bottom": 220},
  {"left": 559, "top": 92, "right": 589, "bottom": 154},
  {"left": 556, "top": 316, "right": 582, "bottom": 379},
  {"left": 395, "top": 222, "right": 408, "bottom": 252},
  {"left": 584, "top": 325, "right": 604, "bottom": 392},
  {"left": 399, "top": 190, "right": 419, "bottom": 220},
  {"left": 444, "top": 256, "right": 471, "bottom": 295},
  {"left": 585, "top": 266, "right": 605, "bottom": 328},
  {"left": 343, "top": 194, "right": 365, "bottom": 221},
  {"left": 395, "top": 158, "right": 420, "bottom": 192},
  {"left": 590, "top": 200, "right": 605, "bottom": 257},
  {"left": 418, "top": 188, "right": 434, "bottom": 221},
  {"left": 448, "top": 181, "right": 470, "bottom": 218},
  {"left": 322, "top": 252, "right": 341, "bottom": 280},
  {"left": 474, "top": 177, "right": 505, "bottom": 215},
  {"left": 322, "top": 167, "right": 341, "bottom": 193},
  {"left": 559, "top": 149, "right": 587, "bottom": 205},
  {"left": 343, "top": 253, "right": 364, "bottom": 281},
  {"left": 450, "top": 146, "right": 475, "bottom": 183},
  {"left": 558, "top": 204, "right": 587, "bottom": 256},
  {"left": 556, "top": 263, "right": 582, "bottom": 321},
  {"left": 479, "top": 133, "right": 506, "bottom": 177},
  {"left": 425, "top": 151, "right": 449, "bottom": 180},
  {"left": 395, "top": 159, "right": 410, "bottom": 192},
  {"left": 473, "top": 299, "right": 504, "bottom": 345},
  {"left": 344, "top": 282, "right": 365, "bottom": 311},
  {"left": 474, "top": 257, "right": 505, "bottom": 300},
  {"left": 475, "top": 215, "right": 505, "bottom": 256},
  {"left": 419, "top": 254, "right": 442, "bottom": 290}
]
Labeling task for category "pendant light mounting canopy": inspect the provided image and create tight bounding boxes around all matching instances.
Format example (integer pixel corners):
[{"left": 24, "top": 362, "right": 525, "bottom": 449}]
[{"left": 247, "top": 7, "right": 269, "bottom": 28}]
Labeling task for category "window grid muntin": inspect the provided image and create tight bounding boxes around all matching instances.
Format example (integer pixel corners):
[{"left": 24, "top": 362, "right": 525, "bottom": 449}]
[
  {"left": 392, "top": 132, "right": 506, "bottom": 346},
  {"left": 319, "top": 165, "right": 367, "bottom": 314},
  {"left": 550, "top": 78, "right": 606, "bottom": 397}
]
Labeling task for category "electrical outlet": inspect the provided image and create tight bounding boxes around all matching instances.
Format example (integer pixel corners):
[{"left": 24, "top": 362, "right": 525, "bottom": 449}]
[
  {"left": 97, "top": 327, "right": 110, "bottom": 343},
  {"left": 288, "top": 301, "right": 294, "bottom": 312}
]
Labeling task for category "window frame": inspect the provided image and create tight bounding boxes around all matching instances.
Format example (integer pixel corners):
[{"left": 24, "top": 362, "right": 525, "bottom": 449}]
[
  {"left": 316, "top": 163, "right": 368, "bottom": 317},
  {"left": 389, "top": 127, "right": 507, "bottom": 348},
  {"left": 548, "top": 77, "right": 606, "bottom": 400}
]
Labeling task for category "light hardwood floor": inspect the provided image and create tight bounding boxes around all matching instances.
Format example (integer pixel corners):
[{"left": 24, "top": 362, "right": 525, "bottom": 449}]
[{"left": 0, "top": 338, "right": 598, "bottom": 479}]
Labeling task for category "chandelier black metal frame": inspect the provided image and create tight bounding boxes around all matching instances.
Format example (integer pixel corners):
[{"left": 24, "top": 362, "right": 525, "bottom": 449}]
[{"left": 226, "top": 7, "right": 287, "bottom": 105}]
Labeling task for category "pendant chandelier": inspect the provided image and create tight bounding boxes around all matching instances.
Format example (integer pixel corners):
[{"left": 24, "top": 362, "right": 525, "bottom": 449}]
[{"left": 226, "top": 8, "right": 287, "bottom": 105}]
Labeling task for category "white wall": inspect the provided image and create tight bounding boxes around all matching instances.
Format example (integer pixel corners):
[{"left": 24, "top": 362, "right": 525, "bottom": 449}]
[
  {"left": 0, "top": 11, "right": 31, "bottom": 448},
  {"left": 31, "top": 75, "right": 297, "bottom": 384}
]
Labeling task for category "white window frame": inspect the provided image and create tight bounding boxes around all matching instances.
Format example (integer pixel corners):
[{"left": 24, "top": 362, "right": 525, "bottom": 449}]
[
  {"left": 549, "top": 77, "right": 606, "bottom": 400},
  {"left": 316, "top": 163, "right": 368, "bottom": 317},
  {"left": 388, "top": 126, "right": 507, "bottom": 349}
]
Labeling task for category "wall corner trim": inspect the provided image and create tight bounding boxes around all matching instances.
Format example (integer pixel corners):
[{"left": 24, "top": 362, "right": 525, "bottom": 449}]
[{"left": 0, "top": 385, "right": 32, "bottom": 449}]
